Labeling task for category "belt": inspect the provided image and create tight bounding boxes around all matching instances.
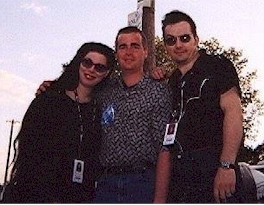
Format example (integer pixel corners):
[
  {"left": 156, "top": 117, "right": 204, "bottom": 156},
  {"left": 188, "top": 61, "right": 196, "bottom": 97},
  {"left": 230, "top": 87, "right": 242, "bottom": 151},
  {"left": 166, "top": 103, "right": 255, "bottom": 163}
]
[{"left": 103, "top": 162, "right": 155, "bottom": 176}]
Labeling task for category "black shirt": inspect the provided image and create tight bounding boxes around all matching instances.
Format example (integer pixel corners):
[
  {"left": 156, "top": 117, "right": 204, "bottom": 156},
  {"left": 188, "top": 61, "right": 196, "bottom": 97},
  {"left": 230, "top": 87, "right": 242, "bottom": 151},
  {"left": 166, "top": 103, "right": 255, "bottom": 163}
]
[
  {"left": 10, "top": 90, "right": 101, "bottom": 203},
  {"left": 168, "top": 50, "right": 241, "bottom": 151}
]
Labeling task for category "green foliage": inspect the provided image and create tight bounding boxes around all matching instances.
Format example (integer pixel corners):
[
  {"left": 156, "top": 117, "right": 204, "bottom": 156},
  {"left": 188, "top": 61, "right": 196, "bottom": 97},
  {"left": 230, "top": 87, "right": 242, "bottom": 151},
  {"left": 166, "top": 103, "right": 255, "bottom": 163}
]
[
  {"left": 155, "top": 37, "right": 177, "bottom": 76},
  {"left": 155, "top": 36, "right": 264, "bottom": 163}
]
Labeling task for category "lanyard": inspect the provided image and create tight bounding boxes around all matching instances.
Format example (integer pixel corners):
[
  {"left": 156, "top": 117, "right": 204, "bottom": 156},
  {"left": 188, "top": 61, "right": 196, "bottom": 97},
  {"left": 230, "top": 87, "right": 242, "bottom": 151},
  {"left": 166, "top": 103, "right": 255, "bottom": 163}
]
[
  {"left": 74, "top": 89, "right": 97, "bottom": 159},
  {"left": 74, "top": 90, "right": 84, "bottom": 142},
  {"left": 74, "top": 90, "right": 84, "bottom": 159}
]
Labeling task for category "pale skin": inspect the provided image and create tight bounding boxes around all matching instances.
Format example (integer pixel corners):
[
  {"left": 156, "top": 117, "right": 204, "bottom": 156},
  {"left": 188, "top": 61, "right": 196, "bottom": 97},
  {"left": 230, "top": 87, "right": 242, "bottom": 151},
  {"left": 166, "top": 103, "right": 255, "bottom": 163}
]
[
  {"left": 66, "top": 51, "right": 109, "bottom": 103},
  {"left": 36, "top": 51, "right": 109, "bottom": 102},
  {"left": 153, "top": 21, "right": 243, "bottom": 203}
]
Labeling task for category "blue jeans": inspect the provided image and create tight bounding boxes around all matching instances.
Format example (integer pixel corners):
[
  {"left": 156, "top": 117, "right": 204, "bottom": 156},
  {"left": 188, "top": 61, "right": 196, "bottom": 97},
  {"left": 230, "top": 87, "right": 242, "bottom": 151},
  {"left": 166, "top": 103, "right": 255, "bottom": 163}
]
[{"left": 93, "top": 168, "right": 155, "bottom": 203}]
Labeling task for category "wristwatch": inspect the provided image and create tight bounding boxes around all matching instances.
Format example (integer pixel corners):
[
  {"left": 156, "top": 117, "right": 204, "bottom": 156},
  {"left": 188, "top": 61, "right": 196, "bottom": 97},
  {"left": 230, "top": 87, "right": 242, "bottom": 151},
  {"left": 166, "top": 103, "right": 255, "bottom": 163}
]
[{"left": 220, "top": 161, "right": 235, "bottom": 169}]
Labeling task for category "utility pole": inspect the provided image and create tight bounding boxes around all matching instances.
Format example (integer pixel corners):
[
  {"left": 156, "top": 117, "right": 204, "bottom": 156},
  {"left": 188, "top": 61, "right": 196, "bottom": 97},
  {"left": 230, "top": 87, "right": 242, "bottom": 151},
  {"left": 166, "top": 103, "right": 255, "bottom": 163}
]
[
  {"left": 142, "top": 0, "right": 155, "bottom": 73},
  {"left": 3, "top": 120, "right": 20, "bottom": 185},
  {"left": 127, "top": 0, "right": 155, "bottom": 72},
  {"left": 0, "top": 119, "right": 19, "bottom": 201}
]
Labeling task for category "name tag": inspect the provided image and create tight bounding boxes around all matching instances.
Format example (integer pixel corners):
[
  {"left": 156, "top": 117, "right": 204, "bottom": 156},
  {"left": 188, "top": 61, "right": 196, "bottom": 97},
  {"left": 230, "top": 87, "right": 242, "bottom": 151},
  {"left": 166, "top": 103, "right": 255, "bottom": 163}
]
[
  {"left": 72, "top": 159, "right": 84, "bottom": 183},
  {"left": 163, "top": 123, "right": 178, "bottom": 146}
]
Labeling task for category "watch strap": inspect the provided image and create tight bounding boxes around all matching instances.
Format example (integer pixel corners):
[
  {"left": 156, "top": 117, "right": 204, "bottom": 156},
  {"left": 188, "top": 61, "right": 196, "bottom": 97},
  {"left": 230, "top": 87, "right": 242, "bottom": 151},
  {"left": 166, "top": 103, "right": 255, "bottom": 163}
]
[{"left": 219, "top": 161, "right": 235, "bottom": 169}]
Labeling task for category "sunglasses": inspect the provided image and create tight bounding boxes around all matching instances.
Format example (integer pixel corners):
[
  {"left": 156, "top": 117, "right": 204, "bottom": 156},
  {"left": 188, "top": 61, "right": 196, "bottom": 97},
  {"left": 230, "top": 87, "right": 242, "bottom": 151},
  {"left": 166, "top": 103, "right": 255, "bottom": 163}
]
[
  {"left": 164, "top": 34, "right": 192, "bottom": 46},
  {"left": 81, "top": 58, "right": 109, "bottom": 73}
]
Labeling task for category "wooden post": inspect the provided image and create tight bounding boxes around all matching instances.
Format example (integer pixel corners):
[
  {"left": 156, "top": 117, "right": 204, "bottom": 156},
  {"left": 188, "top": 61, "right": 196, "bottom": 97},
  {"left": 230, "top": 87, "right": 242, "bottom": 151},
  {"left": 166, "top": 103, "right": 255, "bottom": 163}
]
[
  {"left": 0, "top": 119, "right": 19, "bottom": 201},
  {"left": 3, "top": 120, "right": 19, "bottom": 184},
  {"left": 142, "top": 0, "right": 155, "bottom": 73}
]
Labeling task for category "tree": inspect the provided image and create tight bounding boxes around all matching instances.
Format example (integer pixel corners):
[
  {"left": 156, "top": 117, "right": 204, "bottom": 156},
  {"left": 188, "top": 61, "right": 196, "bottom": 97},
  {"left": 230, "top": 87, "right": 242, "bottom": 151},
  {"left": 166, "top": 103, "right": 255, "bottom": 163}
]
[{"left": 155, "top": 36, "right": 264, "bottom": 163}]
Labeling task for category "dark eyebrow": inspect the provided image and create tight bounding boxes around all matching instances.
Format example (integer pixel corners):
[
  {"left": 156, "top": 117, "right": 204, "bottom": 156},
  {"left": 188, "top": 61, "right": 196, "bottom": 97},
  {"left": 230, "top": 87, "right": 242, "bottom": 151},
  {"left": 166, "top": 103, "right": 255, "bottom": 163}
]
[
  {"left": 130, "top": 42, "right": 141, "bottom": 47},
  {"left": 166, "top": 34, "right": 192, "bottom": 38},
  {"left": 117, "top": 43, "right": 126, "bottom": 47},
  {"left": 117, "top": 42, "right": 141, "bottom": 48}
]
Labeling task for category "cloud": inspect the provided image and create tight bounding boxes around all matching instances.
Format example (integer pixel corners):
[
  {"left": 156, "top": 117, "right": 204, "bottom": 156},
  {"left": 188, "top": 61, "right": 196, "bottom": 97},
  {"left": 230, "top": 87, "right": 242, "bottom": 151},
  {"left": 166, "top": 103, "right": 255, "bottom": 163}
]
[
  {"left": 21, "top": 52, "right": 40, "bottom": 63},
  {"left": 20, "top": 2, "right": 48, "bottom": 16},
  {"left": 0, "top": 32, "right": 4, "bottom": 44},
  {"left": 0, "top": 69, "right": 36, "bottom": 105},
  {"left": 0, "top": 69, "right": 37, "bottom": 182}
]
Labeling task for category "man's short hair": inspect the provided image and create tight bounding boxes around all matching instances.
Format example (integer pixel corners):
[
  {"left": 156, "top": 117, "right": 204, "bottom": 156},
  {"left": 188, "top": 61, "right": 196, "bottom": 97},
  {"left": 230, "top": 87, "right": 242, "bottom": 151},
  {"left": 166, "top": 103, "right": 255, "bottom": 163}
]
[
  {"left": 115, "top": 26, "right": 148, "bottom": 49},
  {"left": 162, "top": 10, "right": 197, "bottom": 39}
]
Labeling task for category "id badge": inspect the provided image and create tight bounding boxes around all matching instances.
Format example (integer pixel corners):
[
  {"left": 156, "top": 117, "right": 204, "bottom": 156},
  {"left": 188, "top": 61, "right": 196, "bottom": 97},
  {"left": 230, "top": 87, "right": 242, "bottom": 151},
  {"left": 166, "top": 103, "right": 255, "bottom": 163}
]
[
  {"left": 72, "top": 159, "right": 84, "bottom": 183},
  {"left": 163, "top": 123, "right": 178, "bottom": 146}
]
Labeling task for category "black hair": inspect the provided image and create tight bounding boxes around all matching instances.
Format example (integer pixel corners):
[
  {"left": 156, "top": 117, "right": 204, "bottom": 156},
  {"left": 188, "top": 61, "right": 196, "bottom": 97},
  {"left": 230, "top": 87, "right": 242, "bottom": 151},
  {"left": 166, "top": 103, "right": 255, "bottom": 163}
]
[
  {"left": 115, "top": 26, "right": 148, "bottom": 49},
  {"left": 162, "top": 10, "right": 197, "bottom": 39},
  {"left": 51, "top": 42, "right": 116, "bottom": 92}
]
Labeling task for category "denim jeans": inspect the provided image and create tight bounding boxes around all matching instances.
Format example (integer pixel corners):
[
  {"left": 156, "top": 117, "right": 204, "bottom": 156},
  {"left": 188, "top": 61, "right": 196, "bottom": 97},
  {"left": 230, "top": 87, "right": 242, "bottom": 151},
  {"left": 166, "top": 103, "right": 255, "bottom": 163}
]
[{"left": 93, "top": 168, "right": 155, "bottom": 203}]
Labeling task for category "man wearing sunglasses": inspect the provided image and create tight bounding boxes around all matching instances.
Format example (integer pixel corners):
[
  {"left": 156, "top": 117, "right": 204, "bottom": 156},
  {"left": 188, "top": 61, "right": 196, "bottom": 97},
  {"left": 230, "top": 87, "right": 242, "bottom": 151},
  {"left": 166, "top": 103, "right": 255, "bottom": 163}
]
[{"left": 153, "top": 10, "right": 244, "bottom": 203}]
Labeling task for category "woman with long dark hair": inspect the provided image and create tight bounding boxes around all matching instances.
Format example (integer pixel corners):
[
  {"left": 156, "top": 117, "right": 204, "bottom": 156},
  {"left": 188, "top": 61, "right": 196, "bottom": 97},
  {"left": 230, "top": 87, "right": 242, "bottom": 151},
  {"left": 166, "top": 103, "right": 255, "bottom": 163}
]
[{"left": 3, "top": 42, "right": 116, "bottom": 203}]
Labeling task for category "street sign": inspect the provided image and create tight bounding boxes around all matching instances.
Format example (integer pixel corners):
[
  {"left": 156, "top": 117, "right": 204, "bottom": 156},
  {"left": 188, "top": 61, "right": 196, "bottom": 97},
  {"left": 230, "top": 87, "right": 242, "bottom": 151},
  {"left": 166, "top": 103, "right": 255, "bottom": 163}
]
[
  {"left": 137, "top": 0, "right": 152, "bottom": 8},
  {"left": 128, "top": 7, "right": 143, "bottom": 30}
]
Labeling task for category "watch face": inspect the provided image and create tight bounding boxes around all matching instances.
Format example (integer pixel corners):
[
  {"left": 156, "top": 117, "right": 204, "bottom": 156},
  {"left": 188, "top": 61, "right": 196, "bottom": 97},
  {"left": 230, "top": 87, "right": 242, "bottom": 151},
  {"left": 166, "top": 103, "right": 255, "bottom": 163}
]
[
  {"left": 220, "top": 161, "right": 235, "bottom": 169},
  {"left": 222, "top": 161, "right": 229, "bottom": 167}
]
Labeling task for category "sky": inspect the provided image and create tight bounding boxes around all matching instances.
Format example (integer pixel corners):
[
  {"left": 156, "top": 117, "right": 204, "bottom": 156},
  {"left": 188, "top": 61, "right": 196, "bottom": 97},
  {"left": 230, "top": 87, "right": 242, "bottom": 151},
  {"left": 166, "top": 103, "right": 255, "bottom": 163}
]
[{"left": 0, "top": 0, "right": 264, "bottom": 184}]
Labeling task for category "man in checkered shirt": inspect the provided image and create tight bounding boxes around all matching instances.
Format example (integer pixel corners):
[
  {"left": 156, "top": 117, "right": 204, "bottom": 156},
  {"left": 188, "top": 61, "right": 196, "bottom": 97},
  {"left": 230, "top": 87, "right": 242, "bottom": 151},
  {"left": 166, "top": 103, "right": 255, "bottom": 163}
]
[{"left": 94, "top": 26, "right": 173, "bottom": 203}]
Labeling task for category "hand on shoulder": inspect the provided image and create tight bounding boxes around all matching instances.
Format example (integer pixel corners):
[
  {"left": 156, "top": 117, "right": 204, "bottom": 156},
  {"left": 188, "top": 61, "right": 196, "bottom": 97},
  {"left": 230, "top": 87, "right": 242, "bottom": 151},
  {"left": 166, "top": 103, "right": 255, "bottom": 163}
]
[
  {"left": 35, "top": 80, "right": 54, "bottom": 96},
  {"left": 150, "top": 67, "right": 167, "bottom": 81}
]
